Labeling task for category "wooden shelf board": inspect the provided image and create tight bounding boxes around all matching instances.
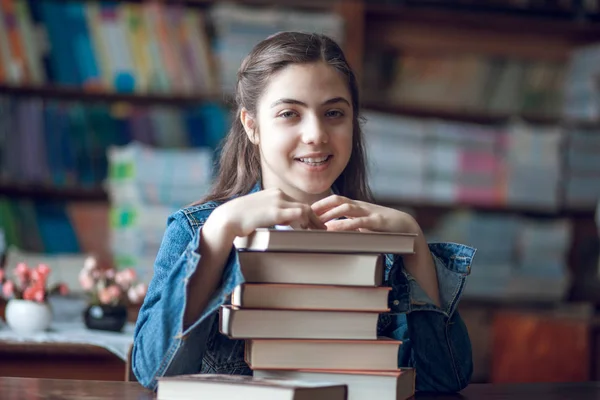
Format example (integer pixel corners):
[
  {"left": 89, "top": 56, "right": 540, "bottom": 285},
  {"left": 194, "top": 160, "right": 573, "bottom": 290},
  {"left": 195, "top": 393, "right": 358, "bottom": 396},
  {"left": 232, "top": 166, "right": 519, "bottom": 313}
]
[
  {"left": 0, "top": 183, "right": 108, "bottom": 202},
  {"left": 376, "top": 197, "right": 596, "bottom": 218},
  {"left": 187, "top": 0, "right": 338, "bottom": 8},
  {"left": 365, "top": 3, "right": 600, "bottom": 41},
  {"left": 1, "top": 184, "right": 595, "bottom": 218},
  {"left": 0, "top": 84, "right": 223, "bottom": 106},
  {"left": 363, "top": 101, "right": 560, "bottom": 125}
]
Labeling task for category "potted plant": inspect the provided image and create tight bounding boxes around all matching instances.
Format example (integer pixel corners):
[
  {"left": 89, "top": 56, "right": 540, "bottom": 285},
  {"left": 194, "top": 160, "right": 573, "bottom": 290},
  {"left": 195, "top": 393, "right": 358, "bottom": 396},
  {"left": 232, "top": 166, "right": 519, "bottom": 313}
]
[
  {"left": 79, "top": 256, "right": 147, "bottom": 332},
  {"left": 1, "top": 262, "right": 68, "bottom": 334}
]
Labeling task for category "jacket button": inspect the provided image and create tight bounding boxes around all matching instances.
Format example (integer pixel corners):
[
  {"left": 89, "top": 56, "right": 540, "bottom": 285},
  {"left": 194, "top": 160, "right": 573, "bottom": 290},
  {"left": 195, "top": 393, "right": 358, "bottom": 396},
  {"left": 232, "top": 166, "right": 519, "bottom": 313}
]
[{"left": 393, "top": 300, "right": 400, "bottom": 306}]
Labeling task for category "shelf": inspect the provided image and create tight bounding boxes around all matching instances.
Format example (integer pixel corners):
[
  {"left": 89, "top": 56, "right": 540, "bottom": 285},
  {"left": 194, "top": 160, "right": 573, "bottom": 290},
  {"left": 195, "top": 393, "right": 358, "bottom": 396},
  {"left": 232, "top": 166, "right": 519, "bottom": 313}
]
[
  {"left": 181, "top": 0, "right": 339, "bottom": 9},
  {"left": 363, "top": 101, "right": 560, "bottom": 126},
  {"left": 1, "top": 183, "right": 594, "bottom": 218},
  {"left": 0, "top": 84, "right": 224, "bottom": 106},
  {"left": 365, "top": 2, "right": 600, "bottom": 41},
  {"left": 376, "top": 197, "right": 596, "bottom": 218},
  {"left": 0, "top": 183, "right": 108, "bottom": 202}
]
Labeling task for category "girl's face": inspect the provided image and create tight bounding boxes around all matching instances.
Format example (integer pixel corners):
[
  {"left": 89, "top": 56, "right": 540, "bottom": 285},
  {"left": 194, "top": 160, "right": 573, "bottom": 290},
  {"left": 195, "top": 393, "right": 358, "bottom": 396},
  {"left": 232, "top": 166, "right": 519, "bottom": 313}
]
[{"left": 243, "top": 62, "right": 353, "bottom": 204}]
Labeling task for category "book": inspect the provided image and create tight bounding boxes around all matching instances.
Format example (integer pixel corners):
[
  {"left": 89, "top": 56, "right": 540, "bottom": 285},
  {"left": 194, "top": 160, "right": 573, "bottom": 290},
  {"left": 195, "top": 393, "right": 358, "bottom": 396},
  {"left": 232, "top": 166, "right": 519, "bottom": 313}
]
[
  {"left": 245, "top": 338, "right": 402, "bottom": 371},
  {"left": 219, "top": 306, "right": 379, "bottom": 340},
  {"left": 156, "top": 374, "right": 347, "bottom": 400},
  {"left": 232, "top": 284, "right": 391, "bottom": 312},
  {"left": 239, "top": 252, "right": 384, "bottom": 286},
  {"left": 234, "top": 228, "right": 416, "bottom": 254},
  {"left": 255, "top": 369, "right": 415, "bottom": 400}
]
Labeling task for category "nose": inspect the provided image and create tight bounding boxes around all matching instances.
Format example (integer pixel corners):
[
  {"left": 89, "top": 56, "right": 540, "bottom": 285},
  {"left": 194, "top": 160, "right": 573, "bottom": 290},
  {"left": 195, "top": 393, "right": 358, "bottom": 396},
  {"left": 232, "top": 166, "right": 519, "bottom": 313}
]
[{"left": 301, "top": 115, "right": 329, "bottom": 144}]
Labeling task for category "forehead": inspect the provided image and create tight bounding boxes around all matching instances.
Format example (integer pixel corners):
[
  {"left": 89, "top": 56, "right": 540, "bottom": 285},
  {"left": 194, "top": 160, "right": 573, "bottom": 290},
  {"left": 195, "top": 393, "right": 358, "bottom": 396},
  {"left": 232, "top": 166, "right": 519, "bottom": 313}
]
[{"left": 260, "top": 62, "right": 351, "bottom": 105}]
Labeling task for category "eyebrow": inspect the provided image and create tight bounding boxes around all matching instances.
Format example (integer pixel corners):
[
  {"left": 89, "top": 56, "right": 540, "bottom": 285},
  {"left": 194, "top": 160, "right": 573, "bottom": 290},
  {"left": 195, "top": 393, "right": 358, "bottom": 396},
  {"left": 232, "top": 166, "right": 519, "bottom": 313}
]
[{"left": 270, "top": 97, "right": 351, "bottom": 108}]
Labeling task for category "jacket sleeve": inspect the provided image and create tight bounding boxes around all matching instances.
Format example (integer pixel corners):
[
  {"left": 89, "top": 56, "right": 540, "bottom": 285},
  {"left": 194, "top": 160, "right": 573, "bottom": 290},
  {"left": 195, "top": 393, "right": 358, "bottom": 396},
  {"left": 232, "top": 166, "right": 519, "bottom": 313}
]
[
  {"left": 384, "top": 243, "right": 476, "bottom": 393},
  {"left": 131, "top": 211, "right": 244, "bottom": 390}
]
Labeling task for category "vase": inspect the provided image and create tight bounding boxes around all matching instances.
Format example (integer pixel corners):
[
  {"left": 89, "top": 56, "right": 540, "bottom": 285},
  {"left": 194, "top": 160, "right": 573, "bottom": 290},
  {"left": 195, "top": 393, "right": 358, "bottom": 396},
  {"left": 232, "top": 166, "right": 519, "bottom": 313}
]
[
  {"left": 5, "top": 299, "right": 52, "bottom": 334},
  {"left": 83, "top": 304, "right": 128, "bottom": 332}
]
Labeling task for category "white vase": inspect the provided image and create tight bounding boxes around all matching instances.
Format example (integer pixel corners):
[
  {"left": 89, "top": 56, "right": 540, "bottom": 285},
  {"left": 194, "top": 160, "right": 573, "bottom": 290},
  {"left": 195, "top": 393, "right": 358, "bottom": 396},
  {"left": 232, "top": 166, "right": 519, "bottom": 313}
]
[{"left": 5, "top": 299, "right": 52, "bottom": 334}]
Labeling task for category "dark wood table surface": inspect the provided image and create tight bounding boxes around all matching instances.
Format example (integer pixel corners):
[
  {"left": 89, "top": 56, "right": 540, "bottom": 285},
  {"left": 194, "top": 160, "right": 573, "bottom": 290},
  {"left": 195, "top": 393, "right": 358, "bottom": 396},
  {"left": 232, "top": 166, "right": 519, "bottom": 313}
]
[
  {"left": 2, "top": 377, "right": 600, "bottom": 399},
  {"left": 0, "top": 342, "right": 128, "bottom": 381}
]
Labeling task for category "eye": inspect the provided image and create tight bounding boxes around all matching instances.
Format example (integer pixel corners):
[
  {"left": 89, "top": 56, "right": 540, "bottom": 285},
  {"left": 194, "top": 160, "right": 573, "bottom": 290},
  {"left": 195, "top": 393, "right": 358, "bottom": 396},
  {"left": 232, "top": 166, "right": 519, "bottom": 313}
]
[
  {"left": 278, "top": 110, "right": 298, "bottom": 119},
  {"left": 325, "top": 110, "right": 344, "bottom": 118}
]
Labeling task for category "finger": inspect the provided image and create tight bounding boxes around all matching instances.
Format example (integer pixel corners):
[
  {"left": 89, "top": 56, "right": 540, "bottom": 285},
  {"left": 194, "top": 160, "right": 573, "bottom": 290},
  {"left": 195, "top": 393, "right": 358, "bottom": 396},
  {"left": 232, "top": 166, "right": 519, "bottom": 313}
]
[
  {"left": 276, "top": 206, "right": 325, "bottom": 230},
  {"left": 325, "top": 217, "right": 372, "bottom": 231},
  {"left": 319, "top": 203, "right": 369, "bottom": 223},
  {"left": 275, "top": 208, "right": 304, "bottom": 226},
  {"left": 307, "top": 209, "right": 327, "bottom": 230},
  {"left": 287, "top": 203, "right": 327, "bottom": 230},
  {"left": 311, "top": 195, "right": 348, "bottom": 215}
]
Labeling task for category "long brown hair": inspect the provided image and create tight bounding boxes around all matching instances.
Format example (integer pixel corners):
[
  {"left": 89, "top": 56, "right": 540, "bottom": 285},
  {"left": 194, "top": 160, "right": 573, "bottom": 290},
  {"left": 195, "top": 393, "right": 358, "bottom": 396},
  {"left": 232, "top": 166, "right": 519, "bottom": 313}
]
[{"left": 198, "top": 31, "right": 372, "bottom": 204}]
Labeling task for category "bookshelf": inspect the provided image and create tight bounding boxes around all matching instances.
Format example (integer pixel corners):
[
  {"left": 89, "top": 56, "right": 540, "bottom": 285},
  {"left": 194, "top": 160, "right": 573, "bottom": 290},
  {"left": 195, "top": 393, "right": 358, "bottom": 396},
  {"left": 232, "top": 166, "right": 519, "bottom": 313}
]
[
  {"left": 0, "top": 0, "right": 599, "bottom": 303},
  {"left": 1, "top": 0, "right": 599, "bottom": 386}
]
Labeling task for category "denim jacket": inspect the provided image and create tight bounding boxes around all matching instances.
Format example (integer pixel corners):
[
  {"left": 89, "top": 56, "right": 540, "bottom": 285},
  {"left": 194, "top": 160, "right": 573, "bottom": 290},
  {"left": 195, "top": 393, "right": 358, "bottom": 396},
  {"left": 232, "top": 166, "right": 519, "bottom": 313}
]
[{"left": 132, "top": 186, "right": 476, "bottom": 393}]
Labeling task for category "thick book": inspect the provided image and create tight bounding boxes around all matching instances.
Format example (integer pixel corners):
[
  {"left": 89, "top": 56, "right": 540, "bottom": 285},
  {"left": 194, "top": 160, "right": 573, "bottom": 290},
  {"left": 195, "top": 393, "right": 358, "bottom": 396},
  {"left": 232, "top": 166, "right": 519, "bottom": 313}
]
[
  {"left": 255, "top": 369, "right": 415, "bottom": 400},
  {"left": 239, "top": 252, "right": 384, "bottom": 286},
  {"left": 245, "top": 338, "right": 402, "bottom": 371},
  {"left": 232, "top": 284, "right": 391, "bottom": 312},
  {"left": 234, "top": 228, "right": 416, "bottom": 254},
  {"left": 219, "top": 306, "right": 379, "bottom": 340},
  {"left": 156, "top": 374, "right": 347, "bottom": 400}
]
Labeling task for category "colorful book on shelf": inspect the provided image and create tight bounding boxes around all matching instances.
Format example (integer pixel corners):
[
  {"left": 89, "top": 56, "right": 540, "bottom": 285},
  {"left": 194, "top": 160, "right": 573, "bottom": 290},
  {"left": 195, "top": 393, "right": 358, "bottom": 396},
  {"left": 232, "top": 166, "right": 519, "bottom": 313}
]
[
  {"left": 239, "top": 251, "right": 384, "bottom": 286},
  {"left": 255, "top": 369, "right": 415, "bottom": 400},
  {"left": 232, "top": 283, "right": 391, "bottom": 312},
  {"left": 234, "top": 228, "right": 416, "bottom": 254},
  {"left": 245, "top": 338, "right": 402, "bottom": 371},
  {"left": 156, "top": 374, "right": 347, "bottom": 400}
]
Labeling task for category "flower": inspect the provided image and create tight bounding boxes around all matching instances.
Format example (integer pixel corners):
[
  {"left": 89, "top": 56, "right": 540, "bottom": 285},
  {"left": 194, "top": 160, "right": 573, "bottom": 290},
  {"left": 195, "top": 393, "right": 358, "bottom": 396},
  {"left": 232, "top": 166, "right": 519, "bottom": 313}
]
[
  {"left": 0, "top": 262, "right": 69, "bottom": 304},
  {"left": 79, "top": 256, "right": 146, "bottom": 307}
]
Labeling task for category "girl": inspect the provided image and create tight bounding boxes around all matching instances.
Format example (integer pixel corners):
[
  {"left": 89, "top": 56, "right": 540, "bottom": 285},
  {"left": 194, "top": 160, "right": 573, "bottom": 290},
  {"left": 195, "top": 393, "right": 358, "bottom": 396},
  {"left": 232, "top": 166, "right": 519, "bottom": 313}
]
[{"left": 132, "top": 31, "right": 476, "bottom": 393}]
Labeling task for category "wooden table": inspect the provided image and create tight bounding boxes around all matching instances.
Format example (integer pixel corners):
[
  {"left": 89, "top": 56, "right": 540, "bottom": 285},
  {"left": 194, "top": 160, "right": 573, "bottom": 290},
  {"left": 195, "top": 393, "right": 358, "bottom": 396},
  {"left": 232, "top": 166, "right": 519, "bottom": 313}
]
[
  {"left": 1, "top": 377, "right": 600, "bottom": 399},
  {"left": 0, "top": 342, "right": 131, "bottom": 381}
]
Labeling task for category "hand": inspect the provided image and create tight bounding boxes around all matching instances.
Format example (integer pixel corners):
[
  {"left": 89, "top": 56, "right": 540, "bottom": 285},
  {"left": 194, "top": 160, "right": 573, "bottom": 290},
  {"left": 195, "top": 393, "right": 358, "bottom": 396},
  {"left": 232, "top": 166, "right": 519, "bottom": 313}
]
[
  {"left": 311, "top": 195, "right": 420, "bottom": 234},
  {"left": 211, "top": 188, "right": 326, "bottom": 239}
]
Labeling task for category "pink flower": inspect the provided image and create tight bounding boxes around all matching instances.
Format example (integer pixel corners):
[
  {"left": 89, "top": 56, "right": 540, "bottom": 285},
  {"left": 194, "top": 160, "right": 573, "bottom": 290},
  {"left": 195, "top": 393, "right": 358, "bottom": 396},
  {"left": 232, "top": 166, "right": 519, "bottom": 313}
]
[
  {"left": 127, "top": 287, "right": 140, "bottom": 304},
  {"left": 83, "top": 256, "right": 97, "bottom": 272},
  {"left": 15, "top": 262, "right": 29, "bottom": 277},
  {"left": 104, "top": 268, "right": 116, "bottom": 280},
  {"left": 2, "top": 281, "right": 14, "bottom": 298},
  {"left": 58, "top": 283, "right": 69, "bottom": 296},
  {"left": 15, "top": 262, "right": 30, "bottom": 285},
  {"left": 78, "top": 271, "right": 94, "bottom": 291},
  {"left": 37, "top": 264, "right": 51, "bottom": 279},
  {"left": 22, "top": 285, "right": 36, "bottom": 301},
  {"left": 115, "top": 269, "right": 136, "bottom": 289},
  {"left": 127, "top": 283, "right": 147, "bottom": 305},
  {"left": 135, "top": 282, "right": 147, "bottom": 298},
  {"left": 98, "top": 287, "right": 113, "bottom": 304},
  {"left": 30, "top": 269, "right": 40, "bottom": 282},
  {"left": 107, "top": 285, "right": 121, "bottom": 300},
  {"left": 32, "top": 288, "right": 45, "bottom": 303}
]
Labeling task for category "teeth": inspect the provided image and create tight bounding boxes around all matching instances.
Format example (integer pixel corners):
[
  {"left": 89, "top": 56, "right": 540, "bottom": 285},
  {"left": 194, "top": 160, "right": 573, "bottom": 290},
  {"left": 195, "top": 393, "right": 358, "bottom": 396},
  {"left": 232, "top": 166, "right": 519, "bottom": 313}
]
[{"left": 299, "top": 156, "right": 328, "bottom": 163}]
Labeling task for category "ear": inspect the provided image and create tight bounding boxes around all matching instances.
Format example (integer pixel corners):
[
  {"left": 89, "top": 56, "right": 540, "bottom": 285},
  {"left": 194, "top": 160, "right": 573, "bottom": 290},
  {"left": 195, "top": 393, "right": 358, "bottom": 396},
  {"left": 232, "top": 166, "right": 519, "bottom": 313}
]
[{"left": 240, "top": 108, "right": 259, "bottom": 145}]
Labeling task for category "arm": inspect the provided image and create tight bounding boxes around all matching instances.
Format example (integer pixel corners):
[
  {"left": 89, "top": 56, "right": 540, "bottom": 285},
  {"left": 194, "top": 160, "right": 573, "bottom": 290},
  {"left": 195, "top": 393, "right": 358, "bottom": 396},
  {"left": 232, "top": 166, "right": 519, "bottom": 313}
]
[
  {"left": 386, "top": 243, "right": 476, "bottom": 393},
  {"left": 131, "top": 210, "right": 244, "bottom": 391},
  {"left": 132, "top": 190, "right": 324, "bottom": 390}
]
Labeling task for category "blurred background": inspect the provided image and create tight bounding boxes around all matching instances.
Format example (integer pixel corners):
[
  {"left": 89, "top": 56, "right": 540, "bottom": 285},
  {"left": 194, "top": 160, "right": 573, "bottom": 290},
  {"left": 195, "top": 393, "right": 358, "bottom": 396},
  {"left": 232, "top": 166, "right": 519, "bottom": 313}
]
[{"left": 0, "top": 0, "right": 599, "bottom": 385}]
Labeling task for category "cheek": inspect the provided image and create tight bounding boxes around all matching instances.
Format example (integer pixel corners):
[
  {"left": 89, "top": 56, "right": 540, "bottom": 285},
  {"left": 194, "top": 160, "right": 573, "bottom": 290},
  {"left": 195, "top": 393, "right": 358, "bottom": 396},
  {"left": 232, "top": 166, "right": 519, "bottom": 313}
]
[
  {"left": 331, "top": 125, "right": 353, "bottom": 155},
  {"left": 260, "top": 131, "right": 296, "bottom": 161}
]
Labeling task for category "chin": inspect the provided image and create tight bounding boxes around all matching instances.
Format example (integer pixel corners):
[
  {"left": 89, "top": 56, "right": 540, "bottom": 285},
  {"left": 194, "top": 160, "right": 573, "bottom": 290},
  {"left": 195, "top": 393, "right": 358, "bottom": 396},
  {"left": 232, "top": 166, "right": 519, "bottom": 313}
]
[{"left": 297, "top": 182, "right": 334, "bottom": 196}]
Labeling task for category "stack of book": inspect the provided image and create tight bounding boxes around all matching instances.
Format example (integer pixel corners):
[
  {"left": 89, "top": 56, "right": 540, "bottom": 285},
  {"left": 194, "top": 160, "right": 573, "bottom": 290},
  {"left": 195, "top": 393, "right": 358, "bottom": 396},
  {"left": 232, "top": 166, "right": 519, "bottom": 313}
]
[{"left": 219, "top": 227, "right": 418, "bottom": 400}]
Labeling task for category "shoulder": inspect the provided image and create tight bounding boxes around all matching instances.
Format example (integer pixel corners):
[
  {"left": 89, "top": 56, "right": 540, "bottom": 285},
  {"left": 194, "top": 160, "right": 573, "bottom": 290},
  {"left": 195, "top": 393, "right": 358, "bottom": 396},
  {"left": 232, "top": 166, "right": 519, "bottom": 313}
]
[{"left": 169, "top": 200, "right": 225, "bottom": 231}]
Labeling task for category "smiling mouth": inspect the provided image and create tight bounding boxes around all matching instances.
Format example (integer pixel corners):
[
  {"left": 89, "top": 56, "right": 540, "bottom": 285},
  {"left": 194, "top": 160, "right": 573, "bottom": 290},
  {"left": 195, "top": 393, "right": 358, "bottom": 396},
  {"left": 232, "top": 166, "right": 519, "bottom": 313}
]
[{"left": 295, "top": 155, "right": 332, "bottom": 166}]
